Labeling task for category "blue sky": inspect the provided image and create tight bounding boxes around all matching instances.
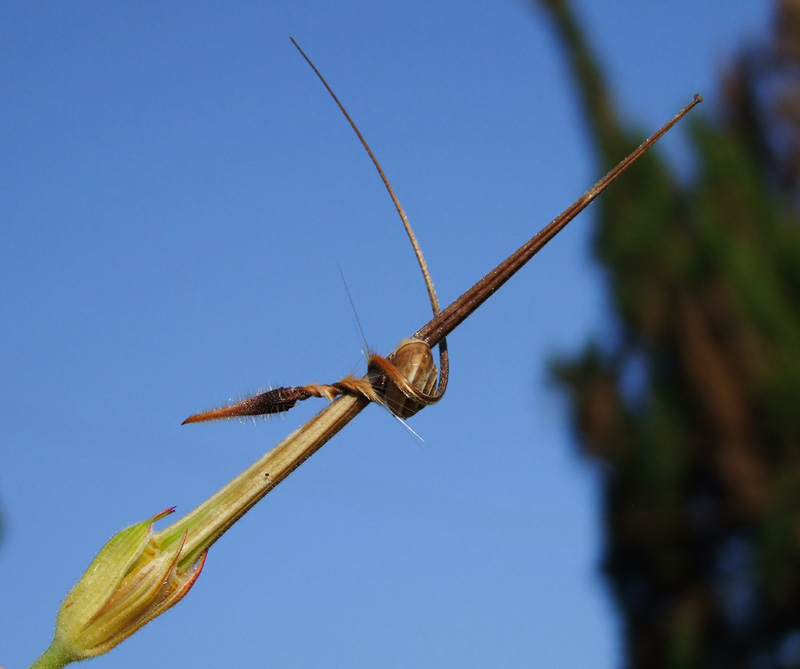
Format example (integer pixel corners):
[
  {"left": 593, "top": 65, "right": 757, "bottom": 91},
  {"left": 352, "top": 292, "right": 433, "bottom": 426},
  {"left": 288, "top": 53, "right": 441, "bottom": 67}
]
[{"left": 1, "top": 2, "right": 768, "bottom": 667}]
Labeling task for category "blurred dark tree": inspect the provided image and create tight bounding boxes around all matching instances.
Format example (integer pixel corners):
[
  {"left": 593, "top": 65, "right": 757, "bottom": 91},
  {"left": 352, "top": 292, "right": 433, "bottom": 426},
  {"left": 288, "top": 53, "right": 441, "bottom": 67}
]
[{"left": 536, "top": 0, "right": 800, "bottom": 666}]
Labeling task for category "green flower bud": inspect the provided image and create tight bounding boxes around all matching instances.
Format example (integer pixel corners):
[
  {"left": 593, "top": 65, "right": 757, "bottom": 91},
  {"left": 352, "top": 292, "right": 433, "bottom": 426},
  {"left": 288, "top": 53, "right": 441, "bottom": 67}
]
[{"left": 36, "top": 508, "right": 205, "bottom": 666}]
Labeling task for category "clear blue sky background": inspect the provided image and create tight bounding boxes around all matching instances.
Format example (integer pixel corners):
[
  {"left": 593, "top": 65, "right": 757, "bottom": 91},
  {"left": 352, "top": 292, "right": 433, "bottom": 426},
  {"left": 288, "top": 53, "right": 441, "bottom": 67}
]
[{"left": 1, "top": 2, "right": 768, "bottom": 667}]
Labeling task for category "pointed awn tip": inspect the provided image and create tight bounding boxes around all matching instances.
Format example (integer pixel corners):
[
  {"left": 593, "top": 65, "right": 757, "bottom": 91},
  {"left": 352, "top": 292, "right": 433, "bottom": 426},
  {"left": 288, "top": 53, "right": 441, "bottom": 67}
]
[{"left": 182, "top": 43, "right": 702, "bottom": 426}]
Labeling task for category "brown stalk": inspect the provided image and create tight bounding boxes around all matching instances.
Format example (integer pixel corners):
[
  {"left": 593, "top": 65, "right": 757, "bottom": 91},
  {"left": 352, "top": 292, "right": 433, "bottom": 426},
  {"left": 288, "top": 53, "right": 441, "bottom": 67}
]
[
  {"left": 289, "top": 36, "right": 450, "bottom": 401},
  {"left": 175, "top": 94, "right": 703, "bottom": 557},
  {"left": 183, "top": 90, "right": 700, "bottom": 426},
  {"left": 184, "top": 41, "right": 700, "bottom": 432},
  {"left": 414, "top": 93, "right": 703, "bottom": 348},
  {"left": 176, "top": 48, "right": 702, "bottom": 560}
]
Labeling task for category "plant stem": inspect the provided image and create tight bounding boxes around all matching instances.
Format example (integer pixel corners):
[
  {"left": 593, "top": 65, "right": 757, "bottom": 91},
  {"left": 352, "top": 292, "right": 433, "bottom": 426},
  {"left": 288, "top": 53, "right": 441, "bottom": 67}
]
[{"left": 166, "top": 393, "right": 370, "bottom": 568}]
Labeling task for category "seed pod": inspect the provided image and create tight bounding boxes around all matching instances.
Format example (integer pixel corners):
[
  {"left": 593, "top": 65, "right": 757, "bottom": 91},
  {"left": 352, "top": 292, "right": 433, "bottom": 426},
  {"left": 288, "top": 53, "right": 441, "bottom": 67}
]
[{"left": 380, "top": 338, "right": 438, "bottom": 419}]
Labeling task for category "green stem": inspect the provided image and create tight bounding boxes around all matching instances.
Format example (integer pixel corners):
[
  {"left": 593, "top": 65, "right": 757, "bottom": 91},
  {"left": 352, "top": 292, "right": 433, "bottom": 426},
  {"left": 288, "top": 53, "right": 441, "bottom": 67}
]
[
  {"left": 161, "top": 392, "right": 370, "bottom": 569},
  {"left": 30, "top": 639, "right": 76, "bottom": 669}
]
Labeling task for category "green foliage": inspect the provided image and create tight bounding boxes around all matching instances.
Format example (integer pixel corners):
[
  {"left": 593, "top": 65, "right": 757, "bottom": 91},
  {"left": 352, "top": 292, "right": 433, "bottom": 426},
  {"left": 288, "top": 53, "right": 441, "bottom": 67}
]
[{"left": 540, "top": 0, "right": 800, "bottom": 666}]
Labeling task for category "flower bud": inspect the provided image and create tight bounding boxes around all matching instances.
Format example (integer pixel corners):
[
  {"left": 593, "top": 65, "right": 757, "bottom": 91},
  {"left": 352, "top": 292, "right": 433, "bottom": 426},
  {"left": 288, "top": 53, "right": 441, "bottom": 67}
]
[{"left": 47, "top": 508, "right": 206, "bottom": 661}]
